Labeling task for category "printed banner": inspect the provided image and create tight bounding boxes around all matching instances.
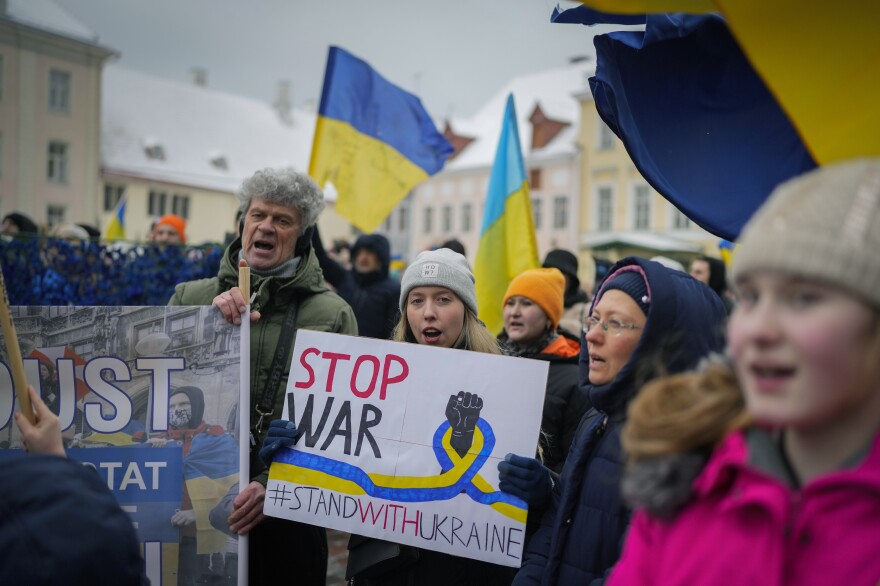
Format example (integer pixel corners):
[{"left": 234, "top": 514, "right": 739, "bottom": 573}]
[
  {"left": 0, "top": 306, "right": 242, "bottom": 586},
  {"left": 264, "top": 330, "right": 548, "bottom": 567}
]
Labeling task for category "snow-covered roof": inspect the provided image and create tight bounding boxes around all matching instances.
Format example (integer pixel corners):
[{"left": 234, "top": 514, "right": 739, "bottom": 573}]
[
  {"left": 101, "top": 65, "right": 316, "bottom": 193},
  {"left": 445, "top": 60, "right": 595, "bottom": 171},
  {"left": 5, "top": 0, "right": 100, "bottom": 44}
]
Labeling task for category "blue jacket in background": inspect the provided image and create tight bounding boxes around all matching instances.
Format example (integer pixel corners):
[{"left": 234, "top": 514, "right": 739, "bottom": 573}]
[{"left": 514, "top": 257, "right": 727, "bottom": 586}]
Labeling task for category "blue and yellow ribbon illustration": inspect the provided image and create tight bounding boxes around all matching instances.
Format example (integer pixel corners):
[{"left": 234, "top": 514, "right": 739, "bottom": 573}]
[{"left": 270, "top": 418, "right": 527, "bottom": 523}]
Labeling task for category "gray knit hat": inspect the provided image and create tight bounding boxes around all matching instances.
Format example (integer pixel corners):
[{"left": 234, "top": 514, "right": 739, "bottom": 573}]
[
  {"left": 732, "top": 158, "right": 880, "bottom": 309},
  {"left": 399, "top": 248, "right": 478, "bottom": 316}
]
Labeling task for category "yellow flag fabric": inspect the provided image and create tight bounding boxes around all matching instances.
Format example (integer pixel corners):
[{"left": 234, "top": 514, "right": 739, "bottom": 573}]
[
  {"left": 474, "top": 95, "right": 540, "bottom": 335},
  {"left": 577, "top": 0, "right": 880, "bottom": 164},
  {"left": 309, "top": 47, "right": 452, "bottom": 233},
  {"left": 103, "top": 196, "right": 126, "bottom": 241},
  {"left": 717, "top": 1, "right": 880, "bottom": 164}
]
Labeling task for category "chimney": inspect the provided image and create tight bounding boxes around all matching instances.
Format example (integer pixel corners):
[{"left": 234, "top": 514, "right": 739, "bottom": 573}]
[
  {"left": 274, "top": 80, "right": 293, "bottom": 125},
  {"left": 189, "top": 67, "right": 207, "bottom": 87}
]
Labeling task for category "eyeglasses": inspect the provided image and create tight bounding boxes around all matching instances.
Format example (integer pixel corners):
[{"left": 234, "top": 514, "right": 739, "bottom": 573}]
[{"left": 583, "top": 315, "right": 642, "bottom": 336}]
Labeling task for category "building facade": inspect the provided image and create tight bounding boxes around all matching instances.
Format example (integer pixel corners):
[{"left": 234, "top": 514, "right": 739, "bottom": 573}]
[{"left": 0, "top": 0, "right": 114, "bottom": 231}]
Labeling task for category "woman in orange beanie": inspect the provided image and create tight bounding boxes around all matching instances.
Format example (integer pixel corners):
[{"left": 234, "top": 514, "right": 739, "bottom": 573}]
[{"left": 498, "top": 268, "right": 588, "bottom": 473}]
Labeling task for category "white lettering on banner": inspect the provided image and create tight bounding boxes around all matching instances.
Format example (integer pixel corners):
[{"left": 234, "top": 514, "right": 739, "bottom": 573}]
[
  {"left": 267, "top": 484, "right": 525, "bottom": 560},
  {"left": 0, "top": 357, "right": 188, "bottom": 435},
  {"left": 81, "top": 461, "right": 168, "bottom": 491}
]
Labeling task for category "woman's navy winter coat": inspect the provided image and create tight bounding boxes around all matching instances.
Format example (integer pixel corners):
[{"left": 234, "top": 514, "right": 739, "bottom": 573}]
[{"left": 514, "top": 257, "right": 727, "bottom": 586}]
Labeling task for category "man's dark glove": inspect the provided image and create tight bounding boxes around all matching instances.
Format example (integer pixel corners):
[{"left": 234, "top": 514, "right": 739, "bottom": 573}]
[
  {"left": 445, "top": 391, "right": 483, "bottom": 458},
  {"left": 259, "top": 420, "right": 298, "bottom": 467},
  {"left": 497, "top": 453, "right": 553, "bottom": 508}
]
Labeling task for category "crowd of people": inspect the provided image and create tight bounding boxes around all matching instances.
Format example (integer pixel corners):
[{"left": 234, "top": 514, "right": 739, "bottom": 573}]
[{"left": 5, "top": 157, "right": 880, "bottom": 585}]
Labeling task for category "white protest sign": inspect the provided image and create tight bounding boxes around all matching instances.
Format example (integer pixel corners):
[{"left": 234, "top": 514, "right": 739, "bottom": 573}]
[{"left": 263, "top": 330, "right": 548, "bottom": 567}]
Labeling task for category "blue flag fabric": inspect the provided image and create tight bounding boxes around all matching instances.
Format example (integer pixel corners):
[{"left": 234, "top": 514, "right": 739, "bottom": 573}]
[{"left": 563, "top": 10, "right": 817, "bottom": 239}]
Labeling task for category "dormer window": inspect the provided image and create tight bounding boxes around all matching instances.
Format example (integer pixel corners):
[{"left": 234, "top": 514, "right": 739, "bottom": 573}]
[
  {"left": 144, "top": 138, "right": 165, "bottom": 161},
  {"left": 210, "top": 152, "right": 228, "bottom": 170},
  {"left": 529, "top": 104, "right": 569, "bottom": 150}
]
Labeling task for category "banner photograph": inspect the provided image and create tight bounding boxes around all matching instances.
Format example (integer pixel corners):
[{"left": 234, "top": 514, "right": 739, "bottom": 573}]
[
  {"left": 0, "top": 306, "right": 242, "bottom": 586},
  {"left": 264, "top": 330, "right": 548, "bottom": 567}
]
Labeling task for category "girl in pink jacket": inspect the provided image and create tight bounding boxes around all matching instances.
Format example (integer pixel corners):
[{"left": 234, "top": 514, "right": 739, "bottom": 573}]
[{"left": 609, "top": 159, "right": 880, "bottom": 586}]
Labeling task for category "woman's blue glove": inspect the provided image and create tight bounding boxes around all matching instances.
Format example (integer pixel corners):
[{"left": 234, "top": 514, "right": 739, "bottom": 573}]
[
  {"left": 259, "top": 420, "right": 298, "bottom": 467},
  {"left": 497, "top": 453, "right": 553, "bottom": 508}
]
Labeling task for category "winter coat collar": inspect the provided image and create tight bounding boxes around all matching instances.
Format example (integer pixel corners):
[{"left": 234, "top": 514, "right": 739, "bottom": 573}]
[
  {"left": 694, "top": 429, "right": 880, "bottom": 509},
  {"left": 218, "top": 237, "right": 330, "bottom": 314}
]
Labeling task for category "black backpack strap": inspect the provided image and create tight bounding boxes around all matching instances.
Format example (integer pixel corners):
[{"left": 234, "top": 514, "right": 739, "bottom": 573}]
[{"left": 251, "top": 297, "right": 300, "bottom": 438}]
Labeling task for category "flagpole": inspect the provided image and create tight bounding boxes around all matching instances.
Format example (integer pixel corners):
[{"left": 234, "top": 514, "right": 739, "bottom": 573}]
[
  {"left": 0, "top": 263, "right": 34, "bottom": 424},
  {"left": 237, "top": 259, "right": 250, "bottom": 586}
]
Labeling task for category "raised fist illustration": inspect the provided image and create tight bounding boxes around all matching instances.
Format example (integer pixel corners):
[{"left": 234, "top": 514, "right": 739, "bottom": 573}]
[{"left": 445, "top": 391, "right": 483, "bottom": 458}]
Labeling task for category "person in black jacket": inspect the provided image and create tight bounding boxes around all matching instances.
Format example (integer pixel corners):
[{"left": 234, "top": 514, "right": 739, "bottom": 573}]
[
  {"left": 313, "top": 229, "right": 401, "bottom": 339},
  {"left": 497, "top": 268, "right": 587, "bottom": 473}
]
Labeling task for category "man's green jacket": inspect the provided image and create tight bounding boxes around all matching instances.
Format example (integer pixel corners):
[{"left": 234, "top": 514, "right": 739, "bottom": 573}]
[{"left": 170, "top": 238, "right": 358, "bottom": 484}]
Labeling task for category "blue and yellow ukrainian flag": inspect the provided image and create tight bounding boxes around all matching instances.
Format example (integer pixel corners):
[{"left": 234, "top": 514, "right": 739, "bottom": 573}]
[
  {"left": 103, "top": 195, "right": 126, "bottom": 241},
  {"left": 184, "top": 433, "right": 239, "bottom": 554},
  {"left": 573, "top": 0, "right": 880, "bottom": 165},
  {"left": 474, "top": 95, "right": 539, "bottom": 335},
  {"left": 309, "top": 46, "right": 453, "bottom": 233}
]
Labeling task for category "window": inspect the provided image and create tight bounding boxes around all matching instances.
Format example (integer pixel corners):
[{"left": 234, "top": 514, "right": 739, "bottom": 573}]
[
  {"left": 461, "top": 203, "right": 472, "bottom": 233},
  {"left": 529, "top": 168, "right": 542, "bottom": 190},
  {"left": 170, "top": 312, "right": 198, "bottom": 348},
  {"left": 74, "top": 342, "right": 94, "bottom": 357},
  {"left": 633, "top": 185, "right": 651, "bottom": 230},
  {"left": 145, "top": 144, "right": 166, "bottom": 160},
  {"left": 210, "top": 154, "right": 228, "bottom": 170},
  {"left": 49, "top": 69, "right": 71, "bottom": 113},
  {"left": 531, "top": 198, "right": 542, "bottom": 230},
  {"left": 398, "top": 206, "right": 409, "bottom": 232},
  {"left": 671, "top": 208, "right": 691, "bottom": 230},
  {"left": 442, "top": 205, "right": 453, "bottom": 232},
  {"left": 47, "top": 204, "right": 65, "bottom": 227},
  {"left": 384, "top": 214, "right": 392, "bottom": 232},
  {"left": 103, "top": 184, "right": 125, "bottom": 211},
  {"left": 148, "top": 190, "right": 167, "bottom": 216},
  {"left": 553, "top": 196, "right": 568, "bottom": 229},
  {"left": 597, "top": 119, "right": 615, "bottom": 151},
  {"left": 597, "top": 186, "right": 614, "bottom": 231},
  {"left": 423, "top": 207, "right": 433, "bottom": 233},
  {"left": 172, "top": 194, "right": 190, "bottom": 219},
  {"left": 47, "top": 141, "right": 69, "bottom": 183}
]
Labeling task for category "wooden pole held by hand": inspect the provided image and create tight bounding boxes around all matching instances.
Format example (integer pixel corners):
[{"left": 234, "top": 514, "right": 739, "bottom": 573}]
[{"left": 0, "top": 265, "right": 34, "bottom": 424}]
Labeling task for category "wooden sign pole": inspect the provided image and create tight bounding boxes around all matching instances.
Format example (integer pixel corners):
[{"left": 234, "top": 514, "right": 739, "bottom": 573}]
[{"left": 0, "top": 265, "right": 34, "bottom": 423}]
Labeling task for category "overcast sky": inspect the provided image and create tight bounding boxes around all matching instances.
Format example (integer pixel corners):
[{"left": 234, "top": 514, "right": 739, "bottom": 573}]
[{"left": 54, "top": 0, "right": 615, "bottom": 119}]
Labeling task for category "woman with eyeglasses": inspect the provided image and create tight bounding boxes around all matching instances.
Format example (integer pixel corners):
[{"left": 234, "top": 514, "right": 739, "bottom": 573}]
[{"left": 509, "top": 257, "right": 728, "bottom": 586}]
